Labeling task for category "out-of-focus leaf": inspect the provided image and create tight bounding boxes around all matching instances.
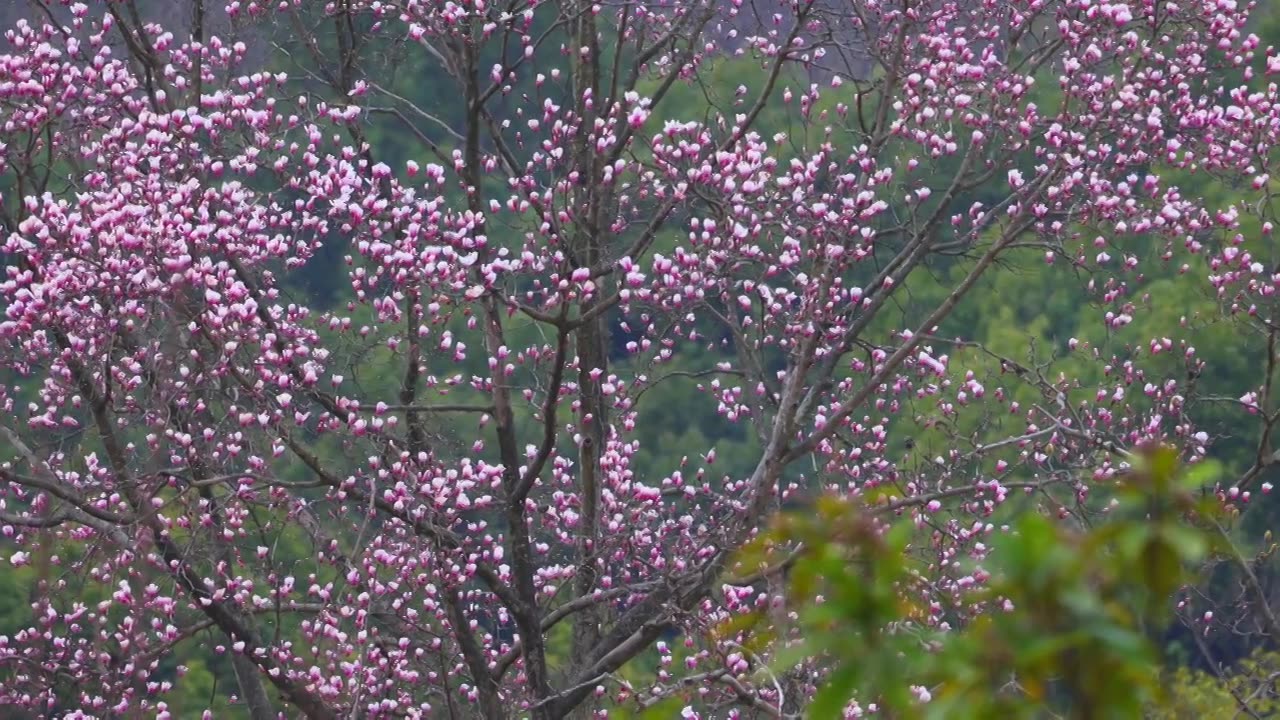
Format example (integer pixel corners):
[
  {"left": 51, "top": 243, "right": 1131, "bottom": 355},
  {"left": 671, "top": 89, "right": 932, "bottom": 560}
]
[{"left": 747, "top": 446, "right": 1214, "bottom": 719}]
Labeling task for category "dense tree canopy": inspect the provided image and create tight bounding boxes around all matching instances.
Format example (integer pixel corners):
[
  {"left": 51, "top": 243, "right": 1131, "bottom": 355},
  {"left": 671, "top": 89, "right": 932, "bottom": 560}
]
[{"left": 1, "top": 0, "right": 1280, "bottom": 717}]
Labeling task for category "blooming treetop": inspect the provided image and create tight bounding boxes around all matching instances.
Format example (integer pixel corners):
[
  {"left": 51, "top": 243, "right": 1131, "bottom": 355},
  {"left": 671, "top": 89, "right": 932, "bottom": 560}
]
[{"left": 0, "top": 0, "right": 1273, "bottom": 717}]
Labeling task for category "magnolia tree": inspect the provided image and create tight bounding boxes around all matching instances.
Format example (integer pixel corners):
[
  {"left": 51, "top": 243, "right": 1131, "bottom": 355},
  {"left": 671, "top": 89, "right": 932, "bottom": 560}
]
[{"left": 0, "top": 0, "right": 1276, "bottom": 717}]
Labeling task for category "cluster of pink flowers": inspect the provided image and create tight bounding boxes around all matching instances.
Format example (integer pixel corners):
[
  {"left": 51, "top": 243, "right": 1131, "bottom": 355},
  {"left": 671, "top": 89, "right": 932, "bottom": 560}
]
[{"left": 0, "top": 0, "right": 1272, "bottom": 716}]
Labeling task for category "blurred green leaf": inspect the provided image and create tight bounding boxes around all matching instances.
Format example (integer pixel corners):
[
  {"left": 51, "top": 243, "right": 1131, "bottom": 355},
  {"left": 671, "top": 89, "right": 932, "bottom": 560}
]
[{"left": 731, "top": 444, "right": 1215, "bottom": 719}]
